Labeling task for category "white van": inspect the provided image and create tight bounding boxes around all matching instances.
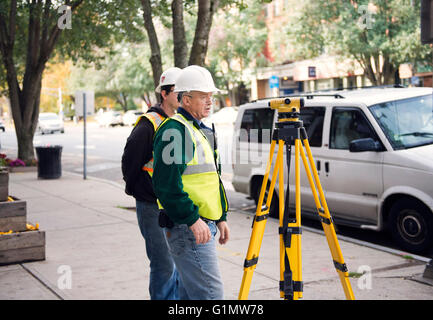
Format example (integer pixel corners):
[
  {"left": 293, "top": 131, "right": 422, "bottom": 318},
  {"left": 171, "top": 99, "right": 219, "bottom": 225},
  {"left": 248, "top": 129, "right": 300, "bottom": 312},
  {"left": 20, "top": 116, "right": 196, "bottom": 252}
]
[{"left": 232, "top": 87, "right": 433, "bottom": 253}]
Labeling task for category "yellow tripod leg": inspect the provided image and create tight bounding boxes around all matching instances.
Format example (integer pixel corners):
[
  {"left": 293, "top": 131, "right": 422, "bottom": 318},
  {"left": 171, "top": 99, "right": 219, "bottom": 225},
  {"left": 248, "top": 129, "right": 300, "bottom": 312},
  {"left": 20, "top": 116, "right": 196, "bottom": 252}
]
[
  {"left": 301, "top": 138, "right": 355, "bottom": 300},
  {"left": 279, "top": 139, "right": 303, "bottom": 300},
  {"left": 239, "top": 139, "right": 281, "bottom": 300},
  {"left": 278, "top": 140, "right": 285, "bottom": 299},
  {"left": 294, "top": 139, "right": 303, "bottom": 299}
]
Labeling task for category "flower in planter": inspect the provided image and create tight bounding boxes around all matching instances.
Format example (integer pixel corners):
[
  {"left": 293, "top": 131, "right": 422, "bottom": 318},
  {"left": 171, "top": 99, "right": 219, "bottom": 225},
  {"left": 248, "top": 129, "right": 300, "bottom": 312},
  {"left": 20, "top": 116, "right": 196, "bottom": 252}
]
[
  {"left": 0, "top": 154, "right": 9, "bottom": 167},
  {"left": 24, "top": 158, "right": 38, "bottom": 167},
  {"left": 0, "top": 154, "right": 36, "bottom": 168},
  {"left": 9, "top": 158, "right": 26, "bottom": 167}
]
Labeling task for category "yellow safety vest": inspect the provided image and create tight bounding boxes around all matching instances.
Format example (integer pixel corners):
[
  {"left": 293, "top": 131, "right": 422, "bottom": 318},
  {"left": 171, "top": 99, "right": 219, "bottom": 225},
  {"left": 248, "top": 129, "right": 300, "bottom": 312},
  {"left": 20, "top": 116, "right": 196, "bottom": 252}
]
[
  {"left": 168, "top": 113, "right": 227, "bottom": 221},
  {"left": 138, "top": 112, "right": 166, "bottom": 174}
]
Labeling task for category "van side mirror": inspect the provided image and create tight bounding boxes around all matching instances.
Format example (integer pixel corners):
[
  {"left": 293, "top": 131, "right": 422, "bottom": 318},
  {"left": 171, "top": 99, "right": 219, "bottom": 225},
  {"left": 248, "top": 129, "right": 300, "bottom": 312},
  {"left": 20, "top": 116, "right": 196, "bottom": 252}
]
[{"left": 349, "top": 138, "right": 382, "bottom": 152}]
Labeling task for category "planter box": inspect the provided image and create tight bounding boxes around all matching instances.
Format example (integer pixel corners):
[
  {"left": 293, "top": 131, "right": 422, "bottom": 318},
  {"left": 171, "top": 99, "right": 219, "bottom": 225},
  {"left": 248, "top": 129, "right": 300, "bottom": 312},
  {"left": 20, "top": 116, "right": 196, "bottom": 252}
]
[
  {"left": 0, "top": 169, "right": 8, "bottom": 202},
  {"left": 8, "top": 166, "right": 37, "bottom": 173},
  {"left": 0, "top": 197, "right": 27, "bottom": 233},
  {"left": 0, "top": 230, "right": 45, "bottom": 265}
]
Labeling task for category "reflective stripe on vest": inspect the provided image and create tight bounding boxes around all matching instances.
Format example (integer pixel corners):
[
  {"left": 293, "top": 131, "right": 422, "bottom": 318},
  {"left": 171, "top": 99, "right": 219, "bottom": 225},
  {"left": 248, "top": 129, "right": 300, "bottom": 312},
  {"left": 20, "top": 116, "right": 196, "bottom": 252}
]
[
  {"left": 170, "top": 113, "right": 225, "bottom": 221},
  {"left": 140, "top": 112, "right": 165, "bottom": 173}
]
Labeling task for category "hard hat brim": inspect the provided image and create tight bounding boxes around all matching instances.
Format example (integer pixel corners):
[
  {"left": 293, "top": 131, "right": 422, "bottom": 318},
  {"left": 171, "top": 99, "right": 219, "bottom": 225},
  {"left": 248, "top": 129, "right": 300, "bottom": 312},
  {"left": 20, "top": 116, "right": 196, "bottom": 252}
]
[{"left": 174, "top": 86, "right": 220, "bottom": 93}]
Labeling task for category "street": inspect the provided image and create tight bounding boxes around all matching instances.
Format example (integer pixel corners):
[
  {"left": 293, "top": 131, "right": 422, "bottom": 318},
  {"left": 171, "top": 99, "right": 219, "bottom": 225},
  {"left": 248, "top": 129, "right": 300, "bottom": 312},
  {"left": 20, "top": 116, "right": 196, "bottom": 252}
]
[{"left": 1, "top": 121, "right": 432, "bottom": 259}]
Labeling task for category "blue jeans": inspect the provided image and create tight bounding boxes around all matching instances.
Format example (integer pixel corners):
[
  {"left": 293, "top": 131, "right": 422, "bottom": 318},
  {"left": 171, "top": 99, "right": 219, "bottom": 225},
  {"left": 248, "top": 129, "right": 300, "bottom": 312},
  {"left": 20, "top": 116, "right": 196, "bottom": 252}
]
[
  {"left": 165, "top": 221, "right": 224, "bottom": 300},
  {"left": 136, "top": 200, "right": 180, "bottom": 300}
]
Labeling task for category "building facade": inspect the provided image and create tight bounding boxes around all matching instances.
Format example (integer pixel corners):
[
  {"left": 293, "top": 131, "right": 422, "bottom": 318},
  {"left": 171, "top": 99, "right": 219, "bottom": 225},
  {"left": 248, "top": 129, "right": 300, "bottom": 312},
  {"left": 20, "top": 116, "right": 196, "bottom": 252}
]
[{"left": 250, "top": 0, "right": 432, "bottom": 101}]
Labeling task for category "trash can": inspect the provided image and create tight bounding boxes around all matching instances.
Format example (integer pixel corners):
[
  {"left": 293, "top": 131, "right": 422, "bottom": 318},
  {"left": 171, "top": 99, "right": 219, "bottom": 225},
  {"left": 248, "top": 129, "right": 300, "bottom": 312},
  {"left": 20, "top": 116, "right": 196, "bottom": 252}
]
[{"left": 35, "top": 145, "right": 62, "bottom": 179}]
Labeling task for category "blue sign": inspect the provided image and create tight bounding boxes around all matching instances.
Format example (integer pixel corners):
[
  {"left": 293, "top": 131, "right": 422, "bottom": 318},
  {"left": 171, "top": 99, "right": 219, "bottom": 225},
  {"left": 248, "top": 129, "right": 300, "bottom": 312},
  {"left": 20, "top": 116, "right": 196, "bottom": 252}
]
[
  {"left": 411, "top": 76, "right": 420, "bottom": 86},
  {"left": 269, "top": 75, "right": 279, "bottom": 89},
  {"left": 308, "top": 66, "right": 316, "bottom": 78}
]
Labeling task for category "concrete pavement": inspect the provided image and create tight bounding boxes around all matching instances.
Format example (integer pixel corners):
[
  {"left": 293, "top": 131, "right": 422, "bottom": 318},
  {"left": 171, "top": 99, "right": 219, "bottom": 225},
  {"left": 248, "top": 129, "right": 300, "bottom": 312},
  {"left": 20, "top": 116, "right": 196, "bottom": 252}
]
[{"left": 0, "top": 170, "right": 432, "bottom": 300}]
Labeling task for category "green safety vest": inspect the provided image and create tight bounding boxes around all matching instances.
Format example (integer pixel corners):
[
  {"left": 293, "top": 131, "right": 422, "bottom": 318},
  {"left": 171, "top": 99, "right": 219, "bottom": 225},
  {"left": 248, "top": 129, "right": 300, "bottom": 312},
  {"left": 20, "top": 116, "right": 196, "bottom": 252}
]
[{"left": 157, "top": 113, "right": 228, "bottom": 221}]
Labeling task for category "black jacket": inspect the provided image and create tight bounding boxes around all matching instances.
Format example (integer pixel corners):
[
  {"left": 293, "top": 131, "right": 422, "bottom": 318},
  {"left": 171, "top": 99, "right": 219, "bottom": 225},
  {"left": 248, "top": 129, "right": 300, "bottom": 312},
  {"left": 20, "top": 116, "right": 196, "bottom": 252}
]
[{"left": 121, "top": 105, "right": 168, "bottom": 203}]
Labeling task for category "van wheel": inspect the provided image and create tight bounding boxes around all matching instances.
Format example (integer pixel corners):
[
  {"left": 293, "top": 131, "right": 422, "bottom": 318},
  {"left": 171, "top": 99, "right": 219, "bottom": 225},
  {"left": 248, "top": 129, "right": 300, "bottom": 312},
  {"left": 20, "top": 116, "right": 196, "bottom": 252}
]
[
  {"left": 252, "top": 181, "right": 279, "bottom": 219},
  {"left": 389, "top": 198, "right": 433, "bottom": 253}
]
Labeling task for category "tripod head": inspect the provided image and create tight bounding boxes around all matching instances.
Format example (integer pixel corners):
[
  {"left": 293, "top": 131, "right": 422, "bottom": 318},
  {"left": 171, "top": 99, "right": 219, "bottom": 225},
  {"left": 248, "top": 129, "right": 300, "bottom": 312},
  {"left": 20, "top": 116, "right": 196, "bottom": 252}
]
[{"left": 269, "top": 97, "right": 305, "bottom": 123}]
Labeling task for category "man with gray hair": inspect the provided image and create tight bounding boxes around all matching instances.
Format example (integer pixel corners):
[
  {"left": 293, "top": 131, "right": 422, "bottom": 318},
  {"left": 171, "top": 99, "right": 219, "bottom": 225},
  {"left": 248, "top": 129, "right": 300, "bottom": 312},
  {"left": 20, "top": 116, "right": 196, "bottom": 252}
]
[{"left": 152, "top": 65, "right": 230, "bottom": 300}]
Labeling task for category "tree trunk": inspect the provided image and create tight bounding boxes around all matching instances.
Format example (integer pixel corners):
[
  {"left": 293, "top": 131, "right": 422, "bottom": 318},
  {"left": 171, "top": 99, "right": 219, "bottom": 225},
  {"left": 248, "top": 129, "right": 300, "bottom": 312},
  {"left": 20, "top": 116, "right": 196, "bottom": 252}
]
[
  {"left": 358, "top": 53, "right": 398, "bottom": 86},
  {"left": 172, "top": 0, "right": 188, "bottom": 68},
  {"left": 141, "top": 0, "right": 162, "bottom": 95},
  {"left": 188, "top": 0, "right": 219, "bottom": 66},
  {"left": 0, "top": 0, "right": 83, "bottom": 162},
  {"left": 11, "top": 66, "right": 43, "bottom": 161},
  {"left": 117, "top": 92, "right": 128, "bottom": 112},
  {"left": 382, "top": 57, "right": 396, "bottom": 85}
]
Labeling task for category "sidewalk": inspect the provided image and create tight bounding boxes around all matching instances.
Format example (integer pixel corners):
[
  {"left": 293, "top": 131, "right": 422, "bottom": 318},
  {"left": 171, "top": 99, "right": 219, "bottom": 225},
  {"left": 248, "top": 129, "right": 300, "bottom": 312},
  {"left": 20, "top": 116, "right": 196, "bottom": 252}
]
[{"left": 0, "top": 170, "right": 432, "bottom": 300}]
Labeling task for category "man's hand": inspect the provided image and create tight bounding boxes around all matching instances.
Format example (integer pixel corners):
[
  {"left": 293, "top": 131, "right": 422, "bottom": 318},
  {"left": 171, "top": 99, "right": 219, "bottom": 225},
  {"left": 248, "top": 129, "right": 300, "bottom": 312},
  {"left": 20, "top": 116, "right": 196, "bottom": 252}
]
[
  {"left": 217, "top": 221, "right": 230, "bottom": 245},
  {"left": 189, "top": 218, "right": 211, "bottom": 244}
]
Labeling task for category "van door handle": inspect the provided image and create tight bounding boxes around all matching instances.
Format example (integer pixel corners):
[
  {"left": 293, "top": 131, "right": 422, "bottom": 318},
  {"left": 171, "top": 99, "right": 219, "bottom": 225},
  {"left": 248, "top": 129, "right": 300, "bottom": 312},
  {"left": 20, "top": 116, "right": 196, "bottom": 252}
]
[
  {"left": 316, "top": 160, "right": 321, "bottom": 172},
  {"left": 325, "top": 162, "right": 329, "bottom": 173}
]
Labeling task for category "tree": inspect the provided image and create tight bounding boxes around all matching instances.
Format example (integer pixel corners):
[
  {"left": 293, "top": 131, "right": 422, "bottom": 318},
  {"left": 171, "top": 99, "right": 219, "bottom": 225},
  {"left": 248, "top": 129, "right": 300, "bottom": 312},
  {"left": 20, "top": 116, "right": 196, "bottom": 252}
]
[
  {"left": 287, "top": 0, "right": 432, "bottom": 86},
  {"left": 188, "top": 0, "right": 220, "bottom": 66},
  {"left": 171, "top": 0, "right": 188, "bottom": 68},
  {"left": 0, "top": 0, "right": 142, "bottom": 162},
  {"left": 208, "top": 0, "right": 268, "bottom": 105},
  {"left": 141, "top": 0, "right": 163, "bottom": 93},
  {"left": 140, "top": 0, "right": 245, "bottom": 91}
]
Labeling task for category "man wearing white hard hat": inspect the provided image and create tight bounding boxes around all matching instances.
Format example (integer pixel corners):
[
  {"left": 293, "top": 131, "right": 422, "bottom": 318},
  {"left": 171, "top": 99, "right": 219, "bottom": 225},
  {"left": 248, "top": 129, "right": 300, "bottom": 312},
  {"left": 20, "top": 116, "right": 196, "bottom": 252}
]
[
  {"left": 152, "top": 65, "right": 230, "bottom": 300},
  {"left": 121, "top": 67, "right": 182, "bottom": 300}
]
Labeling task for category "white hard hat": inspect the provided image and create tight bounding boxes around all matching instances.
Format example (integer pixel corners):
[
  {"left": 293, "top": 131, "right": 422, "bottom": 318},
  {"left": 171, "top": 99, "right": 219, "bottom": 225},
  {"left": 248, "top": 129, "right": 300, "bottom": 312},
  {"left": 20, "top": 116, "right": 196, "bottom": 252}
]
[
  {"left": 174, "top": 65, "right": 219, "bottom": 93},
  {"left": 155, "top": 67, "right": 182, "bottom": 93}
]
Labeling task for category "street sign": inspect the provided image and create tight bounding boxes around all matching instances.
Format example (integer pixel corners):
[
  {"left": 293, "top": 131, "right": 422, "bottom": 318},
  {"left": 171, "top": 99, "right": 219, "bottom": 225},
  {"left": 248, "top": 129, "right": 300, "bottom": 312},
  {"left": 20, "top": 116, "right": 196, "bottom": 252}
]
[
  {"left": 308, "top": 66, "right": 316, "bottom": 78},
  {"left": 269, "top": 75, "right": 279, "bottom": 89},
  {"left": 74, "top": 91, "right": 95, "bottom": 116}
]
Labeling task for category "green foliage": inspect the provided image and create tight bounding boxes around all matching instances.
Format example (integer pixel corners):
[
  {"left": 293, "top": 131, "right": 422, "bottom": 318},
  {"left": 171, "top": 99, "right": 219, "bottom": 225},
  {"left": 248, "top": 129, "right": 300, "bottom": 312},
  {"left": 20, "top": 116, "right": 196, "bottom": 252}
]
[
  {"left": 68, "top": 42, "right": 154, "bottom": 110},
  {"left": 286, "top": 0, "right": 432, "bottom": 83},
  {"left": 208, "top": 0, "right": 267, "bottom": 103},
  {"left": 0, "top": 0, "right": 144, "bottom": 83}
]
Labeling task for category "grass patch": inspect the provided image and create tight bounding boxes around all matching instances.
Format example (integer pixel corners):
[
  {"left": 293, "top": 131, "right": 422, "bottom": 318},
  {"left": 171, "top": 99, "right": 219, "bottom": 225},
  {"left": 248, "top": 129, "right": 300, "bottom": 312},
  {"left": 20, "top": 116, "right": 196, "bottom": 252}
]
[
  {"left": 116, "top": 205, "right": 136, "bottom": 211},
  {"left": 348, "top": 272, "right": 363, "bottom": 278}
]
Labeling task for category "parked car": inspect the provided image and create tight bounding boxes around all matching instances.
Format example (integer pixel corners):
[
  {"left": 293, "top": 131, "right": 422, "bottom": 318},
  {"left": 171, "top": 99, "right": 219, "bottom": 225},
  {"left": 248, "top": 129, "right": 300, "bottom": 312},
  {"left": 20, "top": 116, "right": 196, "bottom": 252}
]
[
  {"left": 37, "top": 112, "right": 64, "bottom": 134},
  {"left": 96, "top": 111, "right": 124, "bottom": 127},
  {"left": 232, "top": 87, "right": 433, "bottom": 253},
  {"left": 122, "top": 110, "right": 144, "bottom": 126}
]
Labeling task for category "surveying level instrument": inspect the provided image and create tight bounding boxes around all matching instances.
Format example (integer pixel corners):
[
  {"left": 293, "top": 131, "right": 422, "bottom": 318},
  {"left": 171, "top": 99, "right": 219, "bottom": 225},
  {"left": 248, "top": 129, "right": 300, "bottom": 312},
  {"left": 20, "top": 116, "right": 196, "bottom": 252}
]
[{"left": 238, "top": 97, "right": 355, "bottom": 300}]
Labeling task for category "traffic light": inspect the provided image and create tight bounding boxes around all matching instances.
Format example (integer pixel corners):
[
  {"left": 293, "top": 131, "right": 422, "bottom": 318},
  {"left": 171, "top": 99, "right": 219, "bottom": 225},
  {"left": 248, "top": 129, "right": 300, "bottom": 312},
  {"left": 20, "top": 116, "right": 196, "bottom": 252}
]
[{"left": 421, "top": 0, "right": 433, "bottom": 44}]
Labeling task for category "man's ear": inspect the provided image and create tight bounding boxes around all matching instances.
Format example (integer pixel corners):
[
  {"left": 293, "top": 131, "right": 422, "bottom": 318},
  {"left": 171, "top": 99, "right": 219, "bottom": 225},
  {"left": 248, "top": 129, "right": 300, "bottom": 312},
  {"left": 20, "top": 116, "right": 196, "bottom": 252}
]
[
  {"left": 181, "top": 95, "right": 189, "bottom": 107},
  {"left": 160, "top": 90, "right": 168, "bottom": 101}
]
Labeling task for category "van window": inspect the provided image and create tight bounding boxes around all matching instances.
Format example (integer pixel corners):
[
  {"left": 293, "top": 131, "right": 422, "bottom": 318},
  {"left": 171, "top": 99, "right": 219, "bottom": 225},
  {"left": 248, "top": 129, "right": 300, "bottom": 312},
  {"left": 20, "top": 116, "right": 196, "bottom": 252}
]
[
  {"left": 330, "top": 108, "right": 376, "bottom": 149},
  {"left": 369, "top": 94, "right": 433, "bottom": 150},
  {"left": 300, "top": 107, "right": 325, "bottom": 147},
  {"left": 240, "top": 108, "right": 274, "bottom": 143}
]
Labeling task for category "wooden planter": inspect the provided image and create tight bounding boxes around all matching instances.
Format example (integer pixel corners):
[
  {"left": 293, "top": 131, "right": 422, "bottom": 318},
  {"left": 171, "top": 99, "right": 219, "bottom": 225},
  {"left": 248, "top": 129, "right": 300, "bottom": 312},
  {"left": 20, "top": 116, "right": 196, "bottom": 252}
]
[
  {"left": 0, "top": 168, "right": 8, "bottom": 202},
  {"left": 0, "top": 197, "right": 27, "bottom": 233},
  {"left": 0, "top": 230, "right": 45, "bottom": 265},
  {"left": 8, "top": 166, "right": 37, "bottom": 173},
  {"left": 0, "top": 166, "right": 46, "bottom": 265}
]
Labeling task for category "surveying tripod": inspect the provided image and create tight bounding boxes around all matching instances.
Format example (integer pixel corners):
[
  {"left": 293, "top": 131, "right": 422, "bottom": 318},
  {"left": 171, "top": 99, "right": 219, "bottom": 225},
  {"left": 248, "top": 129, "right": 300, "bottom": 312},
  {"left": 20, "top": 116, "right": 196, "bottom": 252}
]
[{"left": 238, "top": 98, "right": 355, "bottom": 300}]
